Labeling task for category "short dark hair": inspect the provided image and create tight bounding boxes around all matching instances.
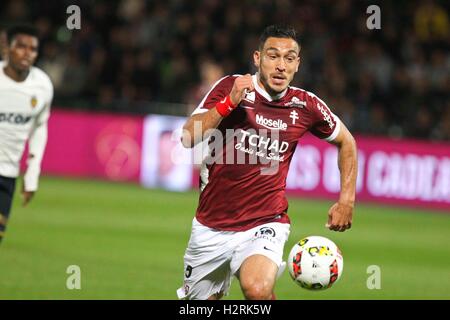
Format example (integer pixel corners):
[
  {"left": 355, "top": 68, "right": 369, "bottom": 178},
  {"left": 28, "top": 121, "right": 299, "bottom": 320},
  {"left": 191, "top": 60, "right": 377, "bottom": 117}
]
[
  {"left": 6, "top": 25, "right": 39, "bottom": 45},
  {"left": 259, "top": 25, "right": 300, "bottom": 51}
]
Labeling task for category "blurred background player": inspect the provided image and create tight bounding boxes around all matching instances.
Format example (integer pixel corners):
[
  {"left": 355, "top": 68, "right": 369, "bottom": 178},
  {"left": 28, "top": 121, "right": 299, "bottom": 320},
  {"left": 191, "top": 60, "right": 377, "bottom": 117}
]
[
  {"left": 0, "top": 25, "right": 53, "bottom": 244},
  {"left": 178, "top": 25, "right": 357, "bottom": 300}
]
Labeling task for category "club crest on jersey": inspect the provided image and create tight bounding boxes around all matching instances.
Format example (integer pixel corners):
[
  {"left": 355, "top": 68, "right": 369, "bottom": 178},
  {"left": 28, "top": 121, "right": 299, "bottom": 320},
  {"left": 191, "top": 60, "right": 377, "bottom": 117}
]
[
  {"left": 30, "top": 96, "right": 38, "bottom": 108},
  {"left": 285, "top": 96, "right": 306, "bottom": 108},
  {"left": 290, "top": 110, "right": 299, "bottom": 124}
]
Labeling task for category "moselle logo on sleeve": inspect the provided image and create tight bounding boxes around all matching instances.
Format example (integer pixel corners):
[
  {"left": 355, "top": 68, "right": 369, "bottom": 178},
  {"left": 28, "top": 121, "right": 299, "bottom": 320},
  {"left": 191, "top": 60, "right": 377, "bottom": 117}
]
[
  {"left": 316, "top": 103, "right": 335, "bottom": 129},
  {"left": 0, "top": 113, "right": 33, "bottom": 124}
]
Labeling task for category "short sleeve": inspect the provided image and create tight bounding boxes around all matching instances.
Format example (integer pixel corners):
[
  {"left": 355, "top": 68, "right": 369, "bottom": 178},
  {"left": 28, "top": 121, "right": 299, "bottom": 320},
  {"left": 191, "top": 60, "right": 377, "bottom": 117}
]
[
  {"left": 191, "top": 75, "right": 236, "bottom": 116},
  {"left": 36, "top": 79, "right": 53, "bottom": 125},
  {"left": 307, "top": 93, "right": 341, "bottom": 142}
]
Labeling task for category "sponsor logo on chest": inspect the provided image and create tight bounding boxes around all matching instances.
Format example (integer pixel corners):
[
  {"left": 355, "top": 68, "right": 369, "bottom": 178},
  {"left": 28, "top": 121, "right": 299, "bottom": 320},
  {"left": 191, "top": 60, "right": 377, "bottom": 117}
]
[
  {"left": 255, "top": 114, "right": 288, "bottom": 131},
  {"left": 0, "top": 113, "right": 33, "bottom": 125}
]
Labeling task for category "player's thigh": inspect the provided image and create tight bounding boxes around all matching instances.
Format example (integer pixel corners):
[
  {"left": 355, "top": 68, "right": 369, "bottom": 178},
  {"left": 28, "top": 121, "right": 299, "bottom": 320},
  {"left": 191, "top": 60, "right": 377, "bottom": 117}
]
[
  {"left": 238, "top": 254, "right": 278, "bottom": 298},
  {"left": 232, "top": 222, "right": 290, "bottom": 298}
]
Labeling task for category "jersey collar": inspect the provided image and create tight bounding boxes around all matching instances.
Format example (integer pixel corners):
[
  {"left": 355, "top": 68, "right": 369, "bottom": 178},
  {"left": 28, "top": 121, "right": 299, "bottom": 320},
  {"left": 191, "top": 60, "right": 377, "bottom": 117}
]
[
  {"left": 0, "top": 61, "right": 33, "bottom": 84},
  {"left": 252, "top": 73, "right": 288, "bottom": 102}
]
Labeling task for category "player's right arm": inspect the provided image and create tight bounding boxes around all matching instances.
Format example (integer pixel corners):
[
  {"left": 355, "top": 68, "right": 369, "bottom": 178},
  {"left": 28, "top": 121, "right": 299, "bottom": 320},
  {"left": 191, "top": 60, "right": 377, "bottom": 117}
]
[
  {"left": 22, "top": 74, "right": 53, "bottom": 206},
  {"left": 181, "top": 74, "right": 254, "bottom": 148},
  {"left": 306, "top": 93, "right": 357, "bottom": 232},
  {"left": 22, "top": 102, "right": 50, "bottom": 206}
]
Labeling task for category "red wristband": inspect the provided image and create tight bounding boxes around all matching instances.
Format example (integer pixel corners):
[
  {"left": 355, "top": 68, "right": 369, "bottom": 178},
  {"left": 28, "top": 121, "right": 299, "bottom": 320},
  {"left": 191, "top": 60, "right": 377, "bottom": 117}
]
[{"left": 215, "top": 95, "right": 236, "bottom": 117}]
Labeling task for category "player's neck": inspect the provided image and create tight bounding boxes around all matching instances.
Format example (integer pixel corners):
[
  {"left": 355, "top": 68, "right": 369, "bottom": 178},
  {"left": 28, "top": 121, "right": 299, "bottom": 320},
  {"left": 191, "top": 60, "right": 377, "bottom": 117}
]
[{"left": 3, "top": 64, "right": 30, "bottom": 82}]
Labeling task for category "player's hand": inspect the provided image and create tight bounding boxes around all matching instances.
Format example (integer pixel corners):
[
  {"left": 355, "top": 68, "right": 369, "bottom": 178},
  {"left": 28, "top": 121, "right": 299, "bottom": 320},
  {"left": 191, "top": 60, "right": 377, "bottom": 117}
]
[
  {"left": 21, "top": 184, "right": 35, "bottom": 207},
  {"left": 326, "top": 202, "right": 353, "bottom": 232},
  {"left": 229, "top": 74, "right": 254, "bottom": 106}
]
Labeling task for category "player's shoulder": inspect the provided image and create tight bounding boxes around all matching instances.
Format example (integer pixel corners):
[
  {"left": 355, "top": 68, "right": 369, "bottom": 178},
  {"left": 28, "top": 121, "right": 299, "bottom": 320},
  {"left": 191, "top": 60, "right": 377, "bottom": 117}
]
[
  {"left": 203, "top": 74, "right": 240, "bottom": 98},
  {"left": 213, "top": 74, "right": 240, "bottom": 89},
  {"left": 30, "top": 65, "right": 53, "bottom": 90}
]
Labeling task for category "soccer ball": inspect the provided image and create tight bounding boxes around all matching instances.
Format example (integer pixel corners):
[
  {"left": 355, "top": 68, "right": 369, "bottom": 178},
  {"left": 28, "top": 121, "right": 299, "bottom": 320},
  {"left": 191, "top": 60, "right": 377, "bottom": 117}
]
[{"left": 288, "top": 236, "right": 343, "bottom": 290}]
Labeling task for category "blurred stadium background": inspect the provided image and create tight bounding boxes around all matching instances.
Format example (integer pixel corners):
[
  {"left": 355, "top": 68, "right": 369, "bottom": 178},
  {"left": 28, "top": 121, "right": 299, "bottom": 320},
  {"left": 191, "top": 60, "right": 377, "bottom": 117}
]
[{"left": 0, "top": 0, "right": 449, "bottom": 300}]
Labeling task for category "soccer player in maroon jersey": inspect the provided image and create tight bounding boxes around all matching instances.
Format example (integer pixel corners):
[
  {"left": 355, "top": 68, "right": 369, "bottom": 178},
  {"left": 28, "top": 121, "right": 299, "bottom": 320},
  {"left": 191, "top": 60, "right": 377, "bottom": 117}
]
[{"left": 178, "top": 25, "right": 357, "bottom": 300}]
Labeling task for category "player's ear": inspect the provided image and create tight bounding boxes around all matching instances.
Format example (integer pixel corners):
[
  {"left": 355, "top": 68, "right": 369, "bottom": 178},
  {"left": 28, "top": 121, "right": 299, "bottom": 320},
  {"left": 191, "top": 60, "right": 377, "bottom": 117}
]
[
  {"left": 295, "top": 57, "right": 301, "bottom": 72},
  {"left": 253, "top": 50, "right": 260, "bottom": 68}
]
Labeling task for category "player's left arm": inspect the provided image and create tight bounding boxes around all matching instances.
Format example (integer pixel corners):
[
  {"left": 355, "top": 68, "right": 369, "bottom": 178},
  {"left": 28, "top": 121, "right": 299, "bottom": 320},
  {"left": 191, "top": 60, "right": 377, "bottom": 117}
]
[
  {"left": 22, "top": 86, "right": 53, "bottom": 206},
  {"left": 326, "top": 121, "right": 357, "bottom": 232}
]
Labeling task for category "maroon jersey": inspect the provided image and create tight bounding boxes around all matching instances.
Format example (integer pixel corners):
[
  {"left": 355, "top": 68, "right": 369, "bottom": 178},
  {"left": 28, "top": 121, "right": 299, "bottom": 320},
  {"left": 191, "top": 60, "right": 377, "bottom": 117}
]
[{"left": 192, "top": 74, "right": 340, "bottom": 231}]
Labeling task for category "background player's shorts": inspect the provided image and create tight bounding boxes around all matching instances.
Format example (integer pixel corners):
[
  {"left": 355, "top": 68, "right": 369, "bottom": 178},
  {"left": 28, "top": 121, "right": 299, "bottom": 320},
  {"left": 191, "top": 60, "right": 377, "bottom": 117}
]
[
  {"left": 177, "top": 217, "right": 290, "bottom": 300},
  {"left": 0, "top": 176, "right": 16, "bottom": 238},
  {"left": 0, "top": 176, "right": 16, "bottom": 219}
]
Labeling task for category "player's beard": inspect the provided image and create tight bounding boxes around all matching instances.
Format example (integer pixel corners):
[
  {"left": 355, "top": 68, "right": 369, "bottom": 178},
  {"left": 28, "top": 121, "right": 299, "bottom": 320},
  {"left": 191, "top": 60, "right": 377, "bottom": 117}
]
[
  {"left": 259, "top": 69, "right": 287, "bottom": 96},
  {"left": 259, "top": 70, "right": 281, "bottom": 96}
]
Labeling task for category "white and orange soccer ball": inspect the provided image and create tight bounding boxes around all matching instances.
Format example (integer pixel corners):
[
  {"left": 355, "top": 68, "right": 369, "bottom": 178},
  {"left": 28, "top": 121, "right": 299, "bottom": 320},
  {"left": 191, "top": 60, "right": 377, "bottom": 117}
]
[{"left": 288, "top": 236, "right": 344, "bottom": 290}]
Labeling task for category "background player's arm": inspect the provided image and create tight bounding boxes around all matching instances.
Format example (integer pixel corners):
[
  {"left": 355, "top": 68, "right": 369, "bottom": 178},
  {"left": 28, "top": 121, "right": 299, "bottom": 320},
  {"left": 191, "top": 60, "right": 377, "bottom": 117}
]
[
  {"left": 181, "top": 74, "right": 254, "bottom": 148},
  {"left": 22, "top": 100, "right": 51, "bottom": 206},
  {"left": 326, "top": 122, "right": 357, "bottom": 231}
]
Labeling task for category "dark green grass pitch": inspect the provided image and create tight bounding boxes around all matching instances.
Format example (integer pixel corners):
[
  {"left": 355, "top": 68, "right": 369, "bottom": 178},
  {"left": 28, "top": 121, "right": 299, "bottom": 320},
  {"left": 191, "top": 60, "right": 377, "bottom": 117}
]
[{"left": 0, "top": 176, "right": 448, "bottom": 299}]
